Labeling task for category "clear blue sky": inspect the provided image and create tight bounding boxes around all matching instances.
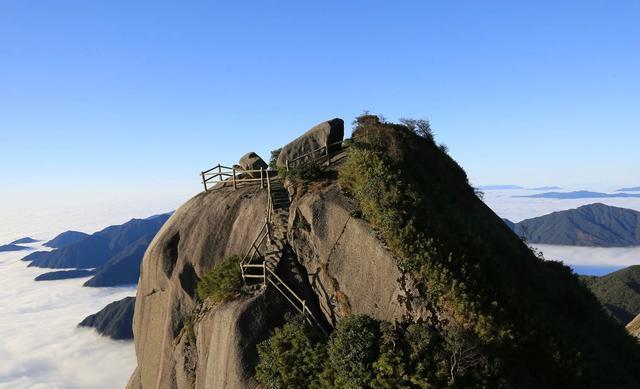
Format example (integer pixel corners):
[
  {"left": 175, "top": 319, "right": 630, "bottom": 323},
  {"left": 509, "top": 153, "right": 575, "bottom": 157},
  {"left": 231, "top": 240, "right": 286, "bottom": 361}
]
[{"left": 1, "top": 1, "right": 639, "bottom": 209}]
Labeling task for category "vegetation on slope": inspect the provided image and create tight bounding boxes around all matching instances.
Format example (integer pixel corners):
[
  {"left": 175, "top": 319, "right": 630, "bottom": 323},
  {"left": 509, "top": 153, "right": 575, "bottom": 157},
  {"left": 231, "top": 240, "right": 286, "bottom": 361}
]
[
  {"left": 257, "top": 314, "right": 490, "bottom": 388},
  {"left": 581, "top": 265, "right": 640, "bottom": 324},
  {"left": 258, "top": 115, "right": 640, "bottom": 388},
  {"left": 197, "top": 254, "right": 242, "bottom": 304}
]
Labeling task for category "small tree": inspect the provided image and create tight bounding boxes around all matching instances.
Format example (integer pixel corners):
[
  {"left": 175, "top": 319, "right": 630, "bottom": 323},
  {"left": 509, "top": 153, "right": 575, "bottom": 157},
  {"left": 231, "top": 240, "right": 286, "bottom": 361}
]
[
  {"left": 269, "top": 148, "right": 282, "bottom": 170},
  {"left": 399, "top": 118, "right": 434, "bottom": 141},
  {"left": 197, "top": 254, "right": 242, "bottom": 304},
  {"left": 325, "top": 315, "right": 381, "bottom": 388}
]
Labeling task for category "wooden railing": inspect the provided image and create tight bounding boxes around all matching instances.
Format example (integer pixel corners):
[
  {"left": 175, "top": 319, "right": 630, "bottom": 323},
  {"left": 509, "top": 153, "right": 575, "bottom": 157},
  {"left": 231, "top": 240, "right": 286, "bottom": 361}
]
[
  {"left": 203, "top": 156, "right": 328, "bottom": 332},
  {"left": 285, "top": 140, "right": 348, "bottom": 171},
  {"left": 265, "top": 267, "right": 327, "bottom": 335},
  {"left": 200, "top": 164, "right": 273, "bottom": 192},
  {"left": 239, "top": 222, "right": 269, "bottom": 282}
]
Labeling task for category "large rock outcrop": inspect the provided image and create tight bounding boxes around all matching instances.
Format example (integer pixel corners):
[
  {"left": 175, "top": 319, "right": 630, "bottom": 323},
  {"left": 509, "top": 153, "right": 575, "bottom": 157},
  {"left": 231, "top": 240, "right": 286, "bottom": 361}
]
[
  {"left": 129, "top": 116, "right": 640, "bottom": 388},
  {"left": 288, "top": 182, "right": 411, "bottom": 325},
  {"left": 128, "top": 185, "right": 269, "bottom": 388},
  {"left": 275, "top": 118, "right": 344, "bottom": 168},
  {"left": 236, "top": 152, "right": 268, "bottom": 177},
  {"left": 127, "top": 145, "right": 409, "bottom": 388}
]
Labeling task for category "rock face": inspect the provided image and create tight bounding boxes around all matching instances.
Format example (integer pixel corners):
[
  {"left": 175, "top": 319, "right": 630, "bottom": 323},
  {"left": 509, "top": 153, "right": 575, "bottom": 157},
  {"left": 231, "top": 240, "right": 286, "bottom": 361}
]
[
  {"left": 79, "top": 296, "right": 136, "bottom": 340},
  {"left": 289, "top": 183, "right": 409, "bottom": 325},
  {"left": 627, "top": 314, "right": 640, "bottom": 339},
  {"left": 275, "top": 118, "right": 344, "bottom": 168},
  {"left": 128, "top": 186, "right": 277, "bottom": 388},
  {"left": 44, "top": 230, "right": 89, "bottom": 248}
]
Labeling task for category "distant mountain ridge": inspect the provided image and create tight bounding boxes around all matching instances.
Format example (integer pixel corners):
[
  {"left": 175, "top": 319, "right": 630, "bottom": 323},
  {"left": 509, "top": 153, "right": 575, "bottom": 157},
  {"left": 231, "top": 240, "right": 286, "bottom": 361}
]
[
  {"left": 35, "top": 269, "right": 95, "bottom": 281},
  {"left": 79, "top": 296, "right": 135, "bottom": 340},
  {"left": 618, "top": 186, "right": 640, "bottom": 192},
  {"left": 506, "top": 203, "right": 640, "bottom": 246},
  {"left": 23, "top": 215, "right": 169, "bottom": 269},
  {"left": 514, "top": 191, "right": 640, "bottom": 199},
  {"left": 44, "top": 231, "right": 89, "bottom": 249},
  {"left": 10, "top": 237, "right": 38, "bottom": 244},
  {"left": 83, "top": 238, "right": 151, "bottom": 287},
  {"left": 0, "top": 244, "right": 30, "bottom": 252}
]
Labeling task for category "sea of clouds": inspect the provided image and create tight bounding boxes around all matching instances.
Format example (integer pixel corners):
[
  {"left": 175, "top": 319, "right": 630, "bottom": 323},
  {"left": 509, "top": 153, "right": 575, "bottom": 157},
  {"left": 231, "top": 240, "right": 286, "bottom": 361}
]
[
  {"left": 0, "top": 195, "right": 184, "bottom": 389},
  {"left": 0, "top": 243, "right": 136, "bottom": 389}
]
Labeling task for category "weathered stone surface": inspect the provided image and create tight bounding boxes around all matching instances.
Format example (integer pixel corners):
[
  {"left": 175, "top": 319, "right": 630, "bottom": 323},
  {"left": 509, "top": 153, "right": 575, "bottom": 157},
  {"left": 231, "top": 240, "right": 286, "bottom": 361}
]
[
  {"left": 236, "top": 152, "right": 268, "bottom": 176},
  {"left": 194, "top": 290, "right": 290, "bottom": 389},
  {"left": 627, "top": 314, "right": 640, "bottom": 339},
  {"left": 128, "top": 185, "right": 272, "bottom": 389},
  {"left": 288, "top": 183, "right": 410, "bottom": 325},
  {"left": 276, "top": 118, "right": 344, "bottom": 168}
]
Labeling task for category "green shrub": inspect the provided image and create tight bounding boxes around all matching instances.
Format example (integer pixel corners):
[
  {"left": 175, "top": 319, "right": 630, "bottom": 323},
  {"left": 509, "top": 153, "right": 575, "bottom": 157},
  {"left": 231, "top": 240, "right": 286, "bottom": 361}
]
[
  {"left": 269, "top": 148, "right": 282, "bottom": 170},
  {"left": 284, "top": 160, "right": 324, "bottom": 181},
  {"left": 324, "top": 315, "right": 380, "bottom": 388},
  {"left": 197, "top": 254, "right": 242, "bottom": 304},
  {"left": 256, "top": 315, "right": 326, "bottom": 389}
]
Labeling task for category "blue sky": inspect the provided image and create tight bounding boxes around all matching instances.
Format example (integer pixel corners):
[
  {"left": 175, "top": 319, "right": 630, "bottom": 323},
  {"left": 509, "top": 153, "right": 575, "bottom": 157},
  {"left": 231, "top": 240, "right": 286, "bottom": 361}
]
[{"left": 1, "top": 1, "right": 639, "bottom": 209}]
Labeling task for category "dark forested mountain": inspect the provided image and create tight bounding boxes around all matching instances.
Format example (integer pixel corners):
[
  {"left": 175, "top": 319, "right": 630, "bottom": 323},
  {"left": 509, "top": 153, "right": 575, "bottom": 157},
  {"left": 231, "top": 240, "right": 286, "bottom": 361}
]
[
  {"left": 83, "top": 238, "right": 150, "bottom": 287},
  {"left": 506, "top": 203, "right": 640, "bottom": 246},
  {"left": 22, "top": 214, "right": 170, "bottom": 269},
  {"left": 10, "top": 237, "right": 38, "bottom": 244},
  {"left": 581, "top": 266, "right": 640, "bottom": 324},
  {"left": 0, "top": 244, "right": 30, "bottom": 252},
  {"left": 35, "top": 269, "right": 95, "bottom": 281},
  {"left": 79, "top": 297, "right": 135, "bottom": 340},
  {"left": 44, "top": 231, "right": 89, "bottom": 249},
  {"left": 515, "top": 191, "right": 640, "bottom": 199}
]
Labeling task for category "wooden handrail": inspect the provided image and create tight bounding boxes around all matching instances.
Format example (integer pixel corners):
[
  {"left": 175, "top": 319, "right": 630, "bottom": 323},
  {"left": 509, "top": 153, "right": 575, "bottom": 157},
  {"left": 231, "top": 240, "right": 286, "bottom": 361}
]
[
  {"left": 285, "top": 139, "right": 349, "bottom": 171},
  {"left": 265, "top": 267, "right": 327, "bottom": 334},
  {"left": 201, "top": 164, "right": 282, "bottom": 191}
]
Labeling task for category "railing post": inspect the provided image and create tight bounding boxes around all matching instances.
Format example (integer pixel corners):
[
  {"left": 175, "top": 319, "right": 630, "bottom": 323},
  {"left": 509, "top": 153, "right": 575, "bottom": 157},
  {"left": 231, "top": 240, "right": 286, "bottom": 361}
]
[
  {"left": 302, "top": 300, "right": 306, "bottom": 316},
  {"left": 263, "top": 263, "right": 267, "bottom": 287},
  {"left": 218, "top": 164, "right": 222, "bottom": 181},
  {"left": 240, "top": 262, "right": 245, "bottom": 283},
  {"left": 232, "top": 167, "right": 237, "bottom": 190},
  {"left": 201, "top": 172, "right": 208, "bottom": 192},
  {"left": 260, "top": 167, "right": 264, "bottom": 188}
]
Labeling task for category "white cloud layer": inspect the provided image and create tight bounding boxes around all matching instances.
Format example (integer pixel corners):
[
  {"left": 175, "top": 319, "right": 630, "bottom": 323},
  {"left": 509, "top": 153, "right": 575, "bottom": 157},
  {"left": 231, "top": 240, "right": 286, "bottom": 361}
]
[
  {"left": 532, "top": 244, "right": 640, "bottom": 268},
  {"left": 482, "top": 188, "right": 640, "bottom": 222},
  {"left": 0, "top": 244, "right": 136, "bottom": 389}
]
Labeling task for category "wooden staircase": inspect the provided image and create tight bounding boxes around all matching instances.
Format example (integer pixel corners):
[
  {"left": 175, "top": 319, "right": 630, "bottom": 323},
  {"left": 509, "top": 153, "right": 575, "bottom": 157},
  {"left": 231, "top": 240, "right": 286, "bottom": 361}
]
[{"left": 264, "top": 182, "right": 290, "bottom": 272}]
